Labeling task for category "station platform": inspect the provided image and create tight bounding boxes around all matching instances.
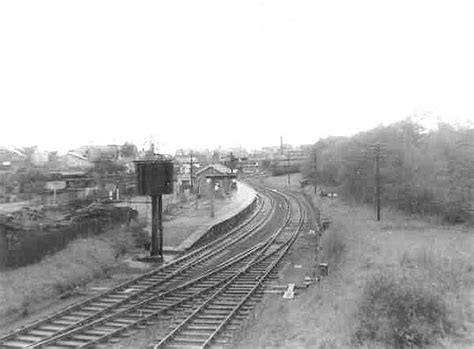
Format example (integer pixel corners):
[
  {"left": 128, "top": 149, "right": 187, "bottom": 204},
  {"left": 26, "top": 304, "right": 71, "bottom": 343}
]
[
  {"left": 175, "top": 182, "right": 256, "bottom": 251},
  {"left": 121, "top": 182, "right": 257, "bottom": 253}
]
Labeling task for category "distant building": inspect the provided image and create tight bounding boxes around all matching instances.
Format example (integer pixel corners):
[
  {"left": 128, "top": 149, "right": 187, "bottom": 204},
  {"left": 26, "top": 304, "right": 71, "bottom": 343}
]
[
  {"left": 30, "top": 150, "right": 50, "bottom": 166},
  {"left": 63, "top": 151, "right": 93, "bottom": 169},
  {"left": 237, "top": 158, "right": 259, "bottom": 174},
  {"left": 0, "top": 147, "right": 27, "bottom": 171},
  {"left": 195, "top": 164, "right": 237, "bottom": 196},
  {"left": 174, "top": 154, "right": 200, "bottom": 193},
  {"left": 74, "top": 145, "right": 120, "bottom": 162},
  {"left": 269, "top": 145, "right": 310, "bottom": 175}
]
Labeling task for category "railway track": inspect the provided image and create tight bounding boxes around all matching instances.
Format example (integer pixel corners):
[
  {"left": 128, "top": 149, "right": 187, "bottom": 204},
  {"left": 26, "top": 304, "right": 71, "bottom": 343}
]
[
  {"left": 21, "top": 242, "right": 273, "bottom": 348},
  {"left": 0, "top": 186, "right": 307, "bottom": 348},
  {"left": 0, "top": 195, "right": 273, "bottom": 346},
  {"left": 150, "top": 188, "right": 305, "bottom": 348}
]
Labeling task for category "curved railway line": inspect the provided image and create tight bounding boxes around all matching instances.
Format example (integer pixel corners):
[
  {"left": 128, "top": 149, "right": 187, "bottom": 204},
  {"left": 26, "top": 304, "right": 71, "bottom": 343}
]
[
  {"left": 152, "top": 188, "right": 306, "bottom": 349},
  {"left": 0, "top": 184, "right": 314, "bottom": 348}
]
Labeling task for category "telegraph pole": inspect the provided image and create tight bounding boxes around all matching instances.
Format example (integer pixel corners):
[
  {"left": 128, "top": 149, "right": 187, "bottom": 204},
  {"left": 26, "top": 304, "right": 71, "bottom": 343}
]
[
  {"left": 374, "top": 143, "right": 381, "bottom": 221},
  {"left": 3, "top": 173, "right": 6, "bottom": 202},
  {"left": 287, "top": 150, "right": 291, "bottom": 186},
  {"left": 189, "top": 151, "right": 193, "bottom": 193},
  {"left": 312, "top": 148, "right": 318, "bottom": 193},
  {"left": 209, "top": 178, "right": 215, "bottom": 218}
]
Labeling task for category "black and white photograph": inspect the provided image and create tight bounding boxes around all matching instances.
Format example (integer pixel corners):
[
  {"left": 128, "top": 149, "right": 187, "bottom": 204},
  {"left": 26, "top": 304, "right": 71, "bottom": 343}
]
[{"left": 0, "top": 1, "right": 473, "bottom": 348}]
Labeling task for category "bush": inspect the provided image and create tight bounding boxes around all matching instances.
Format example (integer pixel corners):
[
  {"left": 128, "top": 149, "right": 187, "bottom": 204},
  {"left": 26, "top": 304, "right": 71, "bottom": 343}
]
[
  {"left": 355, "top": 272, "right": 452, "bottom": 348},
  {"left": 442, "top": 202, "right": 470, "bottom": 224},
  {"left": 130, "top": 221, "right": 149, "bottom": 247},
  {"left": 320, "top": 227, "right": 346, "bottom": 266}
]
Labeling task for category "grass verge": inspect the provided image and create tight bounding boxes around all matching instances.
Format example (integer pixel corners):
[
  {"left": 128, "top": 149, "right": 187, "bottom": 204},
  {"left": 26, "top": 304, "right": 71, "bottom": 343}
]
[
  {"left": 237, "top": 178, "right": 473, "bottom": 349},
  {"left": 0, "top": 223, "right": 146, "bottom": 327},
  {"left": 319, "top": 197, "right": 474, "bottom": 348},
  {"left": 320, "top": 223, "right": 346, "bottom": 268}
]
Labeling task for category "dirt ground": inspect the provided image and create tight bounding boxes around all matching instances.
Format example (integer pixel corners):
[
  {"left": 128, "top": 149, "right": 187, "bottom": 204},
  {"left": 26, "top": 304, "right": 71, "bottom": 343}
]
[{"left": 237, "top": 173, "right": 473, "bottom": 349}]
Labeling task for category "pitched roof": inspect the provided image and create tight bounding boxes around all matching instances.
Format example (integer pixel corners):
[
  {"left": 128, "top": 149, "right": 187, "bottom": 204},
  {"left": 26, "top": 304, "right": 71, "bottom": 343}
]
[
  {"left": 196, "top": 164, "right": 234, "bottom": 176},
  {"left": 0, "top": 147, "right": 27, "bottom": 158},
  {"left": 67, "top": 151, "right": 88, "bottom": 161},
  {"left": 11, "top": 148, "right": 27, "bottom": 157}
]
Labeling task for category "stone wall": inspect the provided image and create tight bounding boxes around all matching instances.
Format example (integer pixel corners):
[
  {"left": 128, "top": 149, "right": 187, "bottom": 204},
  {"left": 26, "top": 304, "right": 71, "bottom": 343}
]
[{"left": 191, "top": 195, "right": 259, "bottom": 249}]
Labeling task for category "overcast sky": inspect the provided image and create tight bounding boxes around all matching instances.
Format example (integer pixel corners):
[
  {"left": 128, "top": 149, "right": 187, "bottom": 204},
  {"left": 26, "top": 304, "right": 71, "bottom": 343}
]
[{"left": 1, "top": 1, "right": 473, "bottom": 154}]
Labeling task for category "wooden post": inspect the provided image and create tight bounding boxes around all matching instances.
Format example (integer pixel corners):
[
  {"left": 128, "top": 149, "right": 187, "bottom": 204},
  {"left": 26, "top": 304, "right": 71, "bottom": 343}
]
[
  {"left": 189, "top": 151, "right": 193, "bottom": 193},
  {"left": 158, "top": 194, "right": 163, "bottom": 257},
  {"left": 195, "top": 186, "right": 199, "bottom": 210},
  {"left": 210, "top": 180, "right": 215, "bottom": 218},
  {"left": 313, "top": 149, "right": 318, "bottom": 193},
  {"left": 151, "top": 195, "right": 158, "bottom": 256},
  {"left": 375, "top": 143, "right": 381, "bottom": 221},
  {"left": 287, "top": 151, "right": 291, "bottom": 186}
]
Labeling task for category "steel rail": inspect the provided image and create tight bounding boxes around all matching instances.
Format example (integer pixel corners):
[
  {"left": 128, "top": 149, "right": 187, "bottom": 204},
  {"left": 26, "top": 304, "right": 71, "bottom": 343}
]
[
  {"left": 201, "top": 191, "right": 306, "bottom": 348},
  {"left": 153, "top": 241, "right": 292, "bottom": 349},
  {"left": 76, "top": 244, "right": 289, "bottom": 349},
  {"left": 153, "top": 188, "right": 305, "bottom": 349},
  {"left": 28, "top": 245, "right": 263, "bottom": 348},
  {"left": 0, "top": 194, "right": 273, "bottom": 347},
  {"left": 23, "top": 191, "right": 290, "bottom": 348},
  {"left": 30, "top": 235, "right": 292, "bottom": 348},
  {"left": 0, "top": 187, "right": 292, "bottom": 349}
]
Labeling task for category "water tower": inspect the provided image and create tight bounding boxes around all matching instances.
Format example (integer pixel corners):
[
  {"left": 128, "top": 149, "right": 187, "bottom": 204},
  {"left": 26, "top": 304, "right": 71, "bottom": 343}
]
[{"left": 134, "top": 157, "right": 174, "bottom": 259}]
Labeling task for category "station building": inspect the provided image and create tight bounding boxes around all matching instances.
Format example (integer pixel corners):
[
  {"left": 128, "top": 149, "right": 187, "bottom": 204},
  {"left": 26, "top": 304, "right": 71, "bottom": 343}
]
[{"left": 195, "top": 164, "right": 237, "bottom": 197}]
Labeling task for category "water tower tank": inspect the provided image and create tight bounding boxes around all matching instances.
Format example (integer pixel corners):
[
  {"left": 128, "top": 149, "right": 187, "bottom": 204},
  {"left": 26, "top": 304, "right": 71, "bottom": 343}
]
[{"left": 134, "top": 159, "right": 174, "bottom": 195}]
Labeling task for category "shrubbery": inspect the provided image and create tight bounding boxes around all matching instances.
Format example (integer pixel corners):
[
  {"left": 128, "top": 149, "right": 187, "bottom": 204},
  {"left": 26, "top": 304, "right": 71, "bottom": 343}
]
[
  {"left": 1, "top": 205, "right": 138, "bottom": 269},
  {"left": 355, "top": 272, "right": 452, "bottom": 348},
  {"left": 320, "top": 226, "right": 346, "bottom": 266},
  {"left": 302, "top": 118, "right": 474, "bottom": 224}
]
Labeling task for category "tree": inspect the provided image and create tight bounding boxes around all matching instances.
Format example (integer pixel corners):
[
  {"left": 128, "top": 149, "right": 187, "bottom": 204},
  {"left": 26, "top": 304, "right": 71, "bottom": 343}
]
[
  {"left": 120, "top": 142, "right": 138, "bottom": 158},
  {"left": 305, "top": 118, "right": 473, "bottom": 223},
  {"left": 88, "top": 155, "right": 127, "bottom": 190},
  {"left": 17, "top": 168, "right": 48, "bottom": 195}
]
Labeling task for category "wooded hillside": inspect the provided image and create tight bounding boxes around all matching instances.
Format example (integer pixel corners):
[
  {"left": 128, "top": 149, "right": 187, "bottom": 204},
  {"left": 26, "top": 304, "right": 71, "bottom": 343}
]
[{"left": 302, "top": 119, "right": 474, "bottom": 223}]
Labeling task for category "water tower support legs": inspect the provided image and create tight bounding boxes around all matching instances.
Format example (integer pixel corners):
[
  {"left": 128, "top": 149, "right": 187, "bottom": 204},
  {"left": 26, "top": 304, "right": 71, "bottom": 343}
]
[
  {"left": 158, "top": 194, "right": 163, "bottom": 256},
  {"left": 151, "top": 195, "right": 158, "bottom": 256},
  {"left": 150, "top": 195, "right": 163, "bottom": 257}
]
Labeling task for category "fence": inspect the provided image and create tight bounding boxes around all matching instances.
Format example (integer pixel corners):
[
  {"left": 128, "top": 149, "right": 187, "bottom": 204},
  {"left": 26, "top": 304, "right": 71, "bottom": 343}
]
[{"left": 0, "top": 206, "right": 136, "bottom": 270}]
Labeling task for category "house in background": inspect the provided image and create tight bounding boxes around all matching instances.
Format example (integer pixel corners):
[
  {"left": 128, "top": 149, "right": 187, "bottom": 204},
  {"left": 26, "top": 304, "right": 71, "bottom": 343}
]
[
  {"left": 0, "top": 148, "right": 26, "bottom": 201},
  {"left": 174, "top": 153, "right": 200, "bottom": 193},
  {"left": 30, "top": 150, "right": 50, "bottom": 167},
  {"left": 0, "top": 147, "right": 27, "bottom": 171},
  {"left": 63, "top": 151, "right": 93, "bottom": 170},
  {"left": 88, "top": 145, "right": 120, "bottom": 162},
  {"left": 74, "top": 145, "right": 120, "bottom": 162}
]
